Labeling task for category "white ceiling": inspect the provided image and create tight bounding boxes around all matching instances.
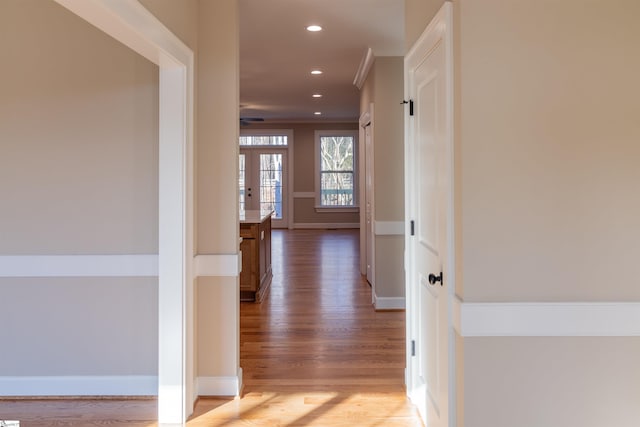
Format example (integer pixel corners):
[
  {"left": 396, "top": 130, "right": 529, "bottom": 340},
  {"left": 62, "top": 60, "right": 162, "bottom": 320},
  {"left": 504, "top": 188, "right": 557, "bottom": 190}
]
[{"left": 239, "top": 0, "right": 404, "bottom": 123}]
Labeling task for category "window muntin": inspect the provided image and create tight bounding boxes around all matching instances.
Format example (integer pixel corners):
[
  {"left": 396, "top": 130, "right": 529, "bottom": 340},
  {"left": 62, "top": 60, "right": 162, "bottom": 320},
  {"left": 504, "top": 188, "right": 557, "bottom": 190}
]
[
  {"left": 318, "top": 134, "right": 356, "bottom": 207},
  {"left": 239, "top": 135, "right": 287, "bottom": 146}
]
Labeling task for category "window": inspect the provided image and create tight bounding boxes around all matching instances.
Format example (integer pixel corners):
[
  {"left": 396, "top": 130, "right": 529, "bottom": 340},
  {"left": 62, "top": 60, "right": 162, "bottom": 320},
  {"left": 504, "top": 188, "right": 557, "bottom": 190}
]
[
  {"left": 315, "top": 130, "right": 358, "bottom": 210},
  {"left": 239, "top": 135, "right": 287, "bottom": 146}
]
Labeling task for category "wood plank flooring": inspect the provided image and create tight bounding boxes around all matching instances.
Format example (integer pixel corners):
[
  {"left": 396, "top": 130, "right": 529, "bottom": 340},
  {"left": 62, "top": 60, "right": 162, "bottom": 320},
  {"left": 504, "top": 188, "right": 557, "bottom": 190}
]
[{"left": 0, "top": 229, "right": 421, "bottom": 426}]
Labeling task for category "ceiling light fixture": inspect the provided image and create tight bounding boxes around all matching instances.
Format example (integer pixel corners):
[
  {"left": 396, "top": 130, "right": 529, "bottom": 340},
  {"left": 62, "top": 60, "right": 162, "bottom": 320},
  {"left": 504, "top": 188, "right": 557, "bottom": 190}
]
[
  {"left": 310, "top": 70, "right": 323, "bottom": 75},
  {"left": 312, "top": 94, "right": 323, "bottom": 98},
  {"left": 314, "top": 112, "right": 322, "bottom": 115},
  {"left": 306, "top": 25, "right": 322, "bottom": 32}
]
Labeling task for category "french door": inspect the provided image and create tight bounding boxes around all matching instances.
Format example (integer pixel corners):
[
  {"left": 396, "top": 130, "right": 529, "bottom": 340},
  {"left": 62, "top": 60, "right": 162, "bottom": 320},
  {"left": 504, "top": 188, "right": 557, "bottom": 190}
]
[{"left": 239, "top": 148, "right": 288, "bottom": 228}]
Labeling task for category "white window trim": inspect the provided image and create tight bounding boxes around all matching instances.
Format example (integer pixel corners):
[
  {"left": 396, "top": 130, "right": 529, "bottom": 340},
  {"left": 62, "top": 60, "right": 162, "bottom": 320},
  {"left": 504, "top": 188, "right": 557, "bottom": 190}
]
[{"left": 314, "top": 130, "right": 359, "bottom": 212}]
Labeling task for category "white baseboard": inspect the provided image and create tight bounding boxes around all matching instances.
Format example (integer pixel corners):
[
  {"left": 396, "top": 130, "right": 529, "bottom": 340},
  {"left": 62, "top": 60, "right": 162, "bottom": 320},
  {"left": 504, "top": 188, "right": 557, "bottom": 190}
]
[
  {"left": 453, "top": 297, "right": 640, "bottom": 337},
  {"left": 0, "top": 375, "right": 157, "bottom": 396},
  {"left": 196, "top": 368, "right": 242, "bottom": 397},
  {"left": 0, "top": 255, "right": 158, "bottom": 277},
  {"left": 374, "top": 294, "right": 405, "bottom": 310},
  {"left": 292, "top": 223, "right": 360, "bottom": 229}
]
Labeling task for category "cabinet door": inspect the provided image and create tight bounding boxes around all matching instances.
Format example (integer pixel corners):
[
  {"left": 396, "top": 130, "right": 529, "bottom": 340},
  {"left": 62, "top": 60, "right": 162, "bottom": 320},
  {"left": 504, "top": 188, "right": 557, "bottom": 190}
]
[{"left": 240, "top": 237, "right": 257, "bottom": 292}]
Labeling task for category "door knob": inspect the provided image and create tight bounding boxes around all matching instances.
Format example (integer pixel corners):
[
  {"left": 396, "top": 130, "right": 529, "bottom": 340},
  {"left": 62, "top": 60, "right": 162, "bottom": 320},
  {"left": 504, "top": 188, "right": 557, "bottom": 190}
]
[{"left": 428, "top": 272, "right": 443, "bottom": 286}]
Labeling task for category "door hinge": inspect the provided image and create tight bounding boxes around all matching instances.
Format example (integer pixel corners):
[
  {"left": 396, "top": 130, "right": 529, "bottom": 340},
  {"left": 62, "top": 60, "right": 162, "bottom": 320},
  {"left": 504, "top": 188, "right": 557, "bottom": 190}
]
[
  {"left": 401, "top": 99, "right": 414, "bottom": 116},
  {"left": 410, "top": 220, "right": 415, "bottom": 236},
  {"left": 411, "top": 340, "right": 416, "bottom": 357}
]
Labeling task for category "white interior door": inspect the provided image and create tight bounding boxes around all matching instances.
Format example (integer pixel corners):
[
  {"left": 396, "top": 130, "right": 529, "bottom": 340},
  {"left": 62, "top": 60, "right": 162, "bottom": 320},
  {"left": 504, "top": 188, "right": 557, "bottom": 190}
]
[
  {"left": 364, "top": 122, "right": 374, "bottom": 286},
  {"left": 240, "top": 148, "right": 288, "bottom": 228},
  {"left": 405, "top": 4, "right": 453, "bottom": 427}
]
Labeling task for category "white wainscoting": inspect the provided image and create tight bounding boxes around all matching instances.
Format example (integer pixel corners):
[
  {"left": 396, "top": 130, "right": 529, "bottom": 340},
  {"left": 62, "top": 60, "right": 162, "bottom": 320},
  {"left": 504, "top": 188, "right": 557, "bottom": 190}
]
[
  {"left": 374, "top": 221, "right": 404, "bottom": 236},
  {"left": 453, "top": 297, "right": 640, "bottom": 337},
  {"left": 0, "top": 255, "right": 158, "bottom": 277},
  {"left": 0, "top": 376, "right": 157, "bottom": 396}
]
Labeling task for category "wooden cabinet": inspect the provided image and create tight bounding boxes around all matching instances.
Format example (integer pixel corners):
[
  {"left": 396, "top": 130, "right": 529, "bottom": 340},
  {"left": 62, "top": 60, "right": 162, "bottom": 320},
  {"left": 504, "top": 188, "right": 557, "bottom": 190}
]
[{"left": 240, "top": 211, "right": 272, "bottom": 302}]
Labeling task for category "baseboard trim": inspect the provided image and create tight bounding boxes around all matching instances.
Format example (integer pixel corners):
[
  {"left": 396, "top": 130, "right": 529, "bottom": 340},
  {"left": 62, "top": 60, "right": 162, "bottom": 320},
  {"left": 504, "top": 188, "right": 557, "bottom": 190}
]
[
  {"left": 196, "top": 369, "right": 242, "bottom": 397},
  {"left": 0, "top": 255, "right": 158, "bottom": 278},
  {"left": 0, "top": 375, "right": 157, "bottom": 396},
  {"left": 292, "top": 223, "right": 359, "bottom": 229},
  {"left": 453, "top": 297, "right": 640, "bottom": 337},
  {"left": 374, "top": 294, "right": 406, "bottom": 310},
  {"left": 194, "top": 254, "right": 240, "bottom": 277}
]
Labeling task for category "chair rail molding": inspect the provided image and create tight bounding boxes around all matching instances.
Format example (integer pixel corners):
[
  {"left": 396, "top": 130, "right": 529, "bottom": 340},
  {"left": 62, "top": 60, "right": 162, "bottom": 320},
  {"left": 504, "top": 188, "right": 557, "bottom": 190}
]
[{"left": 453, "top": 297, "right": 640, "bottom": 337}]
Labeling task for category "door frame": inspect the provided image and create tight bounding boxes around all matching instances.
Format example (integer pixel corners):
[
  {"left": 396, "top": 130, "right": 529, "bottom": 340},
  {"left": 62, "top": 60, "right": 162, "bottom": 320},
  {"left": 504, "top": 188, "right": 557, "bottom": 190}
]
[
  {"left": 358, "top": 105, "right": 375, "bottom": 300},
  {"left": 404, "top": 3, "right": 456, "bottom": 425},
  {"left": 240, "top": 129, "right": 294, "bottom": 229},
  {"left": 53, "top": 1, "right": 194, "bottom": 423},
  {"left": 239, "top": 147, "right": 289, "bottom": 228}
]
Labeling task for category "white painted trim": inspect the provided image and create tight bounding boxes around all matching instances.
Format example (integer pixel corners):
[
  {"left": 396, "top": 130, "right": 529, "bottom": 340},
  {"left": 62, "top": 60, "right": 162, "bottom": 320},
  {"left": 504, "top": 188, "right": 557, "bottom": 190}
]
[
  {"left": 293, "top": 192, "right": 316, "bottom": 198},
  {"left": 353, "top": 47, "right": 375, "bottom": 90},
  {"left": 374, "top": 221, "right": 404, "bottom": 236},
  {"left": 454, "top": 298, "right": 640, "bottom": 337},
  {"left": 194, "top": 254, "right": 240, "bottom": 277},
  {"left": 53, "top": 1, "right": 194, "bottom": 423},
  {"left": 0, "top": 255, "right": 158, "bottom": 277},
  {"left": 196, "top": 368, "right": 243, "bottom": 397},
  {"left": 374, "top": 294, "right": 406, "bottom": 310},
  {"left": 0, "top": 376, "right": 157, "bottom": 397},
  {"left": 314, "top": 129, "right": 359, "bottom": 210},
  {"left": 292, "top": 223, "right": 360, "bottom": 229}
]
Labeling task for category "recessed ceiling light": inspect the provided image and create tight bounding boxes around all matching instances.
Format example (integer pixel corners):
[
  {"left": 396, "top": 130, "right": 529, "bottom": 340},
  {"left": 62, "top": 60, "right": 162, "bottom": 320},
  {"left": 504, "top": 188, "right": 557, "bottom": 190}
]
[
  {"left": 306, "top": 25, "right": 322, "bottom": 32},
  {"left": 314, "top": 112, "right": 322, "bottom": 115},
  {"left": 310, "top": 70, "right": 323, "bottom": 75},
  {"left": 312, "top": 93, "right": 323, "bottom": 98}
]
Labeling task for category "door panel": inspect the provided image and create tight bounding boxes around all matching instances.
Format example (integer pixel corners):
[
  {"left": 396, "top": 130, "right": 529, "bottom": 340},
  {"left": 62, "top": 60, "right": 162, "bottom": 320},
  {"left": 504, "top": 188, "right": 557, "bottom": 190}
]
[
  {"left": 365, "top": 124, "right": 373, "bottom": 286},
  {"left": 406, "top": 7, "right": 452, "bottom": 426},
  {"left": 240, "top": 149, "right": 287, "bottom": 228}
]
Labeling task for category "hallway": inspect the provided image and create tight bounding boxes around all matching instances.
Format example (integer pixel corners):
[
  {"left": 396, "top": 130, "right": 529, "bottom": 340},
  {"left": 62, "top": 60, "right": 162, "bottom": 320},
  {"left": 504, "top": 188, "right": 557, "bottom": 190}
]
[
  {"left": 190, "top": 229, "right": 421, "bottom": 426},
  {"left": 0, "top": 230, "right": 421, "bottom": 426}
]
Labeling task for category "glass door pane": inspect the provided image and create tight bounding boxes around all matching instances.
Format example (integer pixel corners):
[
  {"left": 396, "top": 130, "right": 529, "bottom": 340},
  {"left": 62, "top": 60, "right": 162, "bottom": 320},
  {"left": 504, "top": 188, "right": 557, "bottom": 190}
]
[
  {"left": 259, "top": 153, "right": 283, "bottom": 219},
  {"left": 239, "top": 154, "right": 246, "bottom": 212}
]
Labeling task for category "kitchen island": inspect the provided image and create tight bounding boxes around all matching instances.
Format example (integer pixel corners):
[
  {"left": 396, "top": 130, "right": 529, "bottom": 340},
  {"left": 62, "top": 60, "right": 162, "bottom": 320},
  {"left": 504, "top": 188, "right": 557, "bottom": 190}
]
[{"left": 239, "top": 210, "right": 273, "bottom": 302}]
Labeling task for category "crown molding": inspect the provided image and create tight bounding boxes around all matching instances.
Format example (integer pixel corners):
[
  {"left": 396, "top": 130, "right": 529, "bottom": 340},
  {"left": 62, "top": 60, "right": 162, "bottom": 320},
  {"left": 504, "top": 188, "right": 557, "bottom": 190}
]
[{"left": 353, "top": 47, "right": 375, "bottom": 90}]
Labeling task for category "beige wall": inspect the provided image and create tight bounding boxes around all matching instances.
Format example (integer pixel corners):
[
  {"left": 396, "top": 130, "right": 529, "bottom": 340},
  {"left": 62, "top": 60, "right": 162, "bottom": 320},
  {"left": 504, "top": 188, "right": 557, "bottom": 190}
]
[
  {"left": 0, "top": 0, "right": 159, "bottom": 377},
  {"left": 460, "top": 0, "right": 640, "bottom": 302},
  {"left": 372, "top": 57, "right": 404, "bottom": 221},
  {"left": 446, "top": 0, "right": 640, "bottom": 425},
  {"left": 404, "top": 0, "right": 445, "bottom": 52},
  {"left": 0, "top": 0, "right": 159, "bottom": 255},
  {"left": 242, "top": 122, "right": 360, "bottom": 226},
  {"left": 195, "top": 0, "right": 241, "bottom": 381},
  {"left": 358, "top": 57, "right": 405, "bottom": 300}
]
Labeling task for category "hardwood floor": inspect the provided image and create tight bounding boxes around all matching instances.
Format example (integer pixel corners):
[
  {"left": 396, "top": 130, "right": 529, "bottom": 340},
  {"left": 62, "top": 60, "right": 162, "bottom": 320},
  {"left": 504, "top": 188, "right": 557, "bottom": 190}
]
[{"left": 0, "top": 229, "right": 421, "bottom": 426}]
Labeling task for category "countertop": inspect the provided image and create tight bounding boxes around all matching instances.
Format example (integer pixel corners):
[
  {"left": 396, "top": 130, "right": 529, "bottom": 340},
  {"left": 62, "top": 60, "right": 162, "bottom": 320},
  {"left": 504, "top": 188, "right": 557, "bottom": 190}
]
[{"left": 239, "top": 209, "right": 273, "bottom": 224}]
